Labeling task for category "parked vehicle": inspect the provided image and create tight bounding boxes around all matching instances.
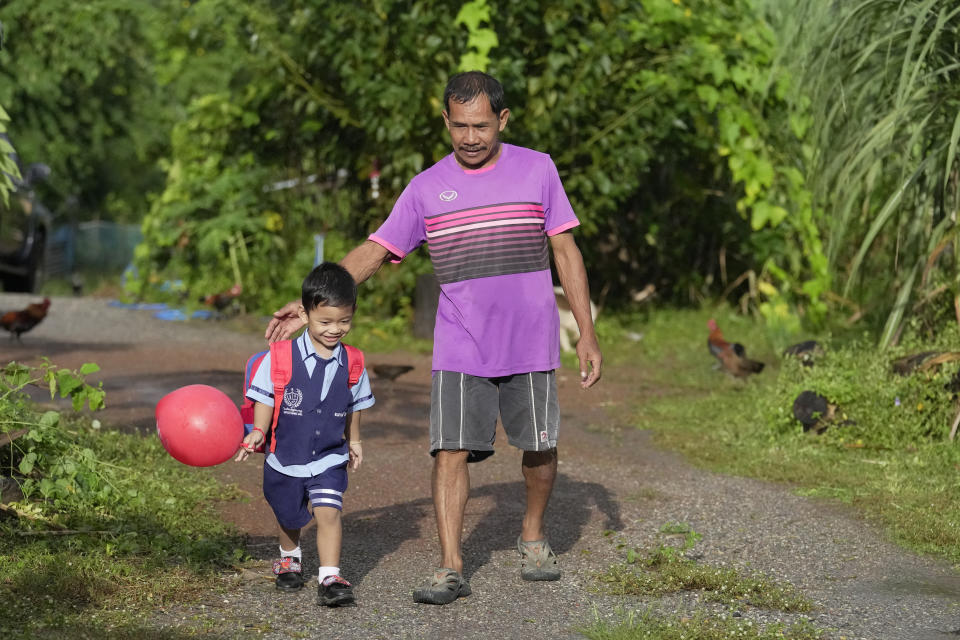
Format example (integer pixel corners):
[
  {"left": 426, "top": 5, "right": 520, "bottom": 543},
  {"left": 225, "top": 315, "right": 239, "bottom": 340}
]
[{"left": 0, "top": 140, "right": 50, "bottom": 292}]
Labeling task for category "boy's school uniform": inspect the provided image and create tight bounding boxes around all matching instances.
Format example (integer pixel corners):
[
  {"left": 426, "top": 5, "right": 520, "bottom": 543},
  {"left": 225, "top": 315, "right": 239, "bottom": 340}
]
[{"left": 246, "top": 334, "right": 374, "bottom": 478}]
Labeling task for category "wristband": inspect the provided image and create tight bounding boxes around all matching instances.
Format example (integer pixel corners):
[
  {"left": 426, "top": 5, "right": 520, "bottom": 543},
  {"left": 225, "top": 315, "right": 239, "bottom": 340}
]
[{"left": 252, "top": 427, "right": 266, "bottom": 438}]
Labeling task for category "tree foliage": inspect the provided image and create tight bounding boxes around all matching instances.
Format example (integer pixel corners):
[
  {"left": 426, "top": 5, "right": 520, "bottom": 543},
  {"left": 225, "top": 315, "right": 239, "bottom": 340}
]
[
  {"left": 0, "top": 105, "right": 19, "bottom": 206},
  {"left": 768, "top": 0, "right": 960, "bottom": 345},
  {"left": 0, "top": 0, "right": 168, "bottom": 221},
  {"left": 134, "top": 0, "right": 824, "bottom": 322}
]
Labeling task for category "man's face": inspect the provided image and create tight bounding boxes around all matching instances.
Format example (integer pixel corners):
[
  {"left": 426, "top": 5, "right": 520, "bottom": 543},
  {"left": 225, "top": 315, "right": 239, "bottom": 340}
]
[{"left": 443, "top": 96, "right": 510, "bottom": 170}]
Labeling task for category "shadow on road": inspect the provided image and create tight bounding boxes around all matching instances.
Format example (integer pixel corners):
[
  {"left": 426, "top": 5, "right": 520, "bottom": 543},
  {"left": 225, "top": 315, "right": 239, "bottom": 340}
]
[{"left": 253, "top": 474, "right": 625, "bottom": 585}]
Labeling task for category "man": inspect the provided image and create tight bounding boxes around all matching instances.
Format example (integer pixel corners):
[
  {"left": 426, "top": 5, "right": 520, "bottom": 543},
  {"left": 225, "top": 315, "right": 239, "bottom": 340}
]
[{"left": 266, "top": 71, "right": 601, "bottom": 605}]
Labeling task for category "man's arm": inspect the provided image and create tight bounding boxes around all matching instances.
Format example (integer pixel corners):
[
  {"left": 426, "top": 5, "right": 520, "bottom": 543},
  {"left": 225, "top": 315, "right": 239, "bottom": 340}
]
[
  {"left": 549, "top": 231, "right": 602, "bottom": 388},
  {"left": 340, "top": 240, "right": 392, "bottom": 284},
  {"left": 264, "top": 240, "right": 393, "bottom": 343}
]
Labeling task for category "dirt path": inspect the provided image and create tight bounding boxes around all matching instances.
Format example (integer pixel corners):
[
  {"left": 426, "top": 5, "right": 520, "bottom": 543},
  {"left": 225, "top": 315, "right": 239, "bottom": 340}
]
[{"left": 4, "top": 293, "right": 959, "bottom": 639}]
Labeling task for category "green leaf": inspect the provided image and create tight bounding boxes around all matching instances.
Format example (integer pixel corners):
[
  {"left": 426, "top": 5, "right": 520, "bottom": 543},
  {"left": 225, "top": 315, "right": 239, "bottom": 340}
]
[
  {"left": 39, "top": 411, "right": 60, "bottom": 428},
  {"left": 79, "top": 363, "right": 101, "bottom": 375},
  {"left": 19, "top": 452, "right": 37, "bottom": 475},
  {"left": 695, "top": 85, "right": 720, "bottom": 111},
  {"left": 57, "top": 369, "right": 84, "bottom": 397}
]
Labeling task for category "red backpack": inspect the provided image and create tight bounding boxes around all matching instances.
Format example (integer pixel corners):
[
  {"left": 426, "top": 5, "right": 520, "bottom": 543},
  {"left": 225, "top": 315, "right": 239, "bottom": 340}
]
[{"left": 240, "top": 340, "right": 364, "bottom": 453}]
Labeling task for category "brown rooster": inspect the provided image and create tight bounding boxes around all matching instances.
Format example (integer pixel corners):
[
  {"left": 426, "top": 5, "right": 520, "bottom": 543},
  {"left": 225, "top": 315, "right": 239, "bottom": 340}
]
[
  {"left": 202, "top": 283, "right": 242, "bottom": 311},
  {"left": 1, "top": 297, "right": 51, "bottom": 341},
  {"left": 707, "top": 318, "right": 764, "bottom": 378}
]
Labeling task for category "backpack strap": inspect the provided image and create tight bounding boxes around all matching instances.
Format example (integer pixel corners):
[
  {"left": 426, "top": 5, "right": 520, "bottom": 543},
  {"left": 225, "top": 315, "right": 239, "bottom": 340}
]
[
  {"left": 341, "top": 343, "right": 364, "bottom": 387},
  {"left": 268, "top": 339, "right": 294, "bottom": 454},
  {"left": 240, "top": 350, "right": 269, "bottom": 441}
]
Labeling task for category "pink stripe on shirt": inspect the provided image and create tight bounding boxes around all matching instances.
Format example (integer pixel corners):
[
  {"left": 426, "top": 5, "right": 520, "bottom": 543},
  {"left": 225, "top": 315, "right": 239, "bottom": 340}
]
[
  {"left": 425, "top": 203, "right": 544, "bottom": 226},
  {"left": 368, "top": 234, "right": 407, "bottom": 261},
  {"left": 426, "top": 210, "right": 545, "bottom": 232},
  {"left": 546, "top": 219, "right": 579, "bottom": 236}
]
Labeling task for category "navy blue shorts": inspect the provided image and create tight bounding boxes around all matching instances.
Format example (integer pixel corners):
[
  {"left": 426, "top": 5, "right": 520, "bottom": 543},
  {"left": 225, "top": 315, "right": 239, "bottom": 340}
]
[{"left": 262, "top": 462, "right": 348, "bottom": 530}]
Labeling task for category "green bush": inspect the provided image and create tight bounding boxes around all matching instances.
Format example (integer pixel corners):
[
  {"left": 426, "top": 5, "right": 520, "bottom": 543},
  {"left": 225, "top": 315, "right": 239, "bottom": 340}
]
[
  {"left": 1, "top": 361, "right": 242, "bottom": 637},
  {"left": 132, "top": 0, "right": 825, "bottom": 324},
  {"left": 764, "top": 0, "right": 960, "bottom": 344}
]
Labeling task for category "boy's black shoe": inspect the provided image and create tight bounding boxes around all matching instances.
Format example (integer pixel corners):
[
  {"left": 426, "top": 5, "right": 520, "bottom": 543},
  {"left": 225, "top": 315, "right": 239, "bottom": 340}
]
[
  {"left": 318, "top": 575, "right": 355, "bottom": 607},
  {"left": 273, "top": 557, "right": 304, "bottom": 591}
]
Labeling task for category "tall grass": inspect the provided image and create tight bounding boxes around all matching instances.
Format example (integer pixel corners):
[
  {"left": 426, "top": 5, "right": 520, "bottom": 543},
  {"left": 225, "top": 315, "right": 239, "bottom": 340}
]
[{"left": 764, "top": 0, "right": 960, "bottom": 346}]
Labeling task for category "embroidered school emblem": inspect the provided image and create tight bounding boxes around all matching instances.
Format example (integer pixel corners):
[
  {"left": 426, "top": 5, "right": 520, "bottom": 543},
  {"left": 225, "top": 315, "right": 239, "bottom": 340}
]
[
  {"left": 282, "top": 387, "right": 304, "bottom": 417},
  {"left": 439, "top": 190, "right": 458, "bottom": 202},
  {"left": 284, "top": 387, "right": 303, "bottom": 409}
]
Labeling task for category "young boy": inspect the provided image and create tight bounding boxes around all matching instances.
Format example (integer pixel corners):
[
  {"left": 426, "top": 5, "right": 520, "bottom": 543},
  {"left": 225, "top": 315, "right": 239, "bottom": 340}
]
[{"left": 235, "top": 262, "right": 374, "bottom": 607}]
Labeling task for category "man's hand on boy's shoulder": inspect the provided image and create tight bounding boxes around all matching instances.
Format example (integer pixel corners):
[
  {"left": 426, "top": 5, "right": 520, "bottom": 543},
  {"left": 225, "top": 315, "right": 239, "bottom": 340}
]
[{"left": 265, "top": 299, "right": 304, "bottom": 343}]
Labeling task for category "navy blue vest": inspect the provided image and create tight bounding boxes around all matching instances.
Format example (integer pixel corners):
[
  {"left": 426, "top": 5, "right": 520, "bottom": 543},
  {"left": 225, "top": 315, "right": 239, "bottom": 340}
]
[{"left": 272, "top": 352, "right": 350, "bottom": 467}]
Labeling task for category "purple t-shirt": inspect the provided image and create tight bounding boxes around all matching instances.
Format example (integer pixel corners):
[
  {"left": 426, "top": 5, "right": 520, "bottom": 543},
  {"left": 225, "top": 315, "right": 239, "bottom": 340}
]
[{"left": 369, "top": 144, "right": 579, "bottom": 377}]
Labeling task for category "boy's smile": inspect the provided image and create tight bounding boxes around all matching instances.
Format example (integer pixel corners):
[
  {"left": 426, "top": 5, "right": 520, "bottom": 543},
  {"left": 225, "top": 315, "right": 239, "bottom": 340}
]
[{"left": 298, "top": 304, "right": 354, "bottom": 358}]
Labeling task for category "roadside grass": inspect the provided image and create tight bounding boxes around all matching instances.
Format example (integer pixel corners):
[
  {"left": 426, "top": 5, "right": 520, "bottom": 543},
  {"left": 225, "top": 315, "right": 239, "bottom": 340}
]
[
  {"left": 597, "top": 522, "right": 812, "bottom": 612},
  {"left": 1, "top": 422, "right": 242, "bottom": 639},
  {"left": 40, "top": 270, "right": 126, "bottom": 299},
  {"left": 1, "top": 363, "right": 244, "bottom": 639},
  {"left": 596, "top": 307, "right": 960, "bottom": 566},
  {"left": 581, "top": 609, "right": 823, "bottom": 640}
]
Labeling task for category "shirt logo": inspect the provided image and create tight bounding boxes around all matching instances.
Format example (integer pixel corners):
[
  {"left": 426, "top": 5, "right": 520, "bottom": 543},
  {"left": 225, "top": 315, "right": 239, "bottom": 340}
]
[
  {"left": 283, "top": 387, "right": 303, "bottom": 408},
  {"left": 282, "top": 388, "right": 304, "bottom": 416},
  {"left": 439, "top": 190, "right": 458, "bottom": 202}
]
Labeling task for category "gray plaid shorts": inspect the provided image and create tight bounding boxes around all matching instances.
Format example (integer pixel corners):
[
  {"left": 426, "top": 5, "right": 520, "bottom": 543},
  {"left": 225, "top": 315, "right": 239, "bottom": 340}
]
[{"left": 429, "top": 370, "right": 559, "bottom": 462}]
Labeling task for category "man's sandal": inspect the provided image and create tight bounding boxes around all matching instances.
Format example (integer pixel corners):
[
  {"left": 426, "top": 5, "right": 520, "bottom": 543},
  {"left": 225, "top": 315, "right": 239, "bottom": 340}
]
[
  {"left": 517, "top": 537, "right": 561, "bottom": 581},
  {"left": 412, "top": 568, "right": 472, "bottom": 605}
]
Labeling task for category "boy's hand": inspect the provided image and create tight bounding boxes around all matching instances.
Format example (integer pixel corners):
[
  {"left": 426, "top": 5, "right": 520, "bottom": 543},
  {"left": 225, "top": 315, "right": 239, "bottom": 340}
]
[
  {"left": 235, "top": 429, "right": 264, "bottom": 462},
  {"left": 348, "top": 441, "right": 363, "bottom": 471}
]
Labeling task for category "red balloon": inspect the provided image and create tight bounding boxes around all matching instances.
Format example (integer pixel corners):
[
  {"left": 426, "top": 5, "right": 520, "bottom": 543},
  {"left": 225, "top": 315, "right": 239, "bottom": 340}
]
[{"left": 155, "top": 384, "right": 243, "bottom": 467}]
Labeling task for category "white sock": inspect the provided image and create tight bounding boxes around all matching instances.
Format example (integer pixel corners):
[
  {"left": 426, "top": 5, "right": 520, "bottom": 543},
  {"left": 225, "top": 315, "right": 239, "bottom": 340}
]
[
  {"left": 318, "top": 566, "right": 340, "bottom": 582},
  {"left": 280, "top": 545, "right": 302, "bottom": 561}
]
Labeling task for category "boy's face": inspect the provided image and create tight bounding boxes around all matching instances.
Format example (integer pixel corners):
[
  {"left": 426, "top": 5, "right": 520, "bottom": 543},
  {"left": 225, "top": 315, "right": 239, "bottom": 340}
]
[{"left": 298, "top": 303, "right": 354, "bottom": 354}]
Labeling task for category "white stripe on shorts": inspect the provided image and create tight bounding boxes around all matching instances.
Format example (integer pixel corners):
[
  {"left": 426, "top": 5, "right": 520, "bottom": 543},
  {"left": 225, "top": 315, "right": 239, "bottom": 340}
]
[
  {"left": 527, "top": 373, "right": 537, "bottom": 451},
  {"left": 459, "top": 372, "right": 465, "bottom": 450},
  {"left": 309, "top": 488, "right": 343, "bottom": 497},
  {"left": 544, "top": 373, "right": 550, "bottom": 446},
  {"left": 312, "top": 497, "right": 343, "bottom": 507}
]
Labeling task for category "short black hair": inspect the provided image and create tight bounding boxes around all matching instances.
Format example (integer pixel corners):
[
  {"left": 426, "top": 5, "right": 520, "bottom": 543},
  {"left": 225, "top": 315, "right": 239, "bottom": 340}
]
[
  {"left": 301, "top": 262, "right": 357, "bottom": 311},
  {"left": 443, "top": 71, "right": 506, "bottom": 116}
]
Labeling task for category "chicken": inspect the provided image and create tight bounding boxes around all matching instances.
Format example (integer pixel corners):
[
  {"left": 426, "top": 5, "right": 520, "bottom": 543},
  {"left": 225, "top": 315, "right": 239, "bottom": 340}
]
[
  {"left": 201, "top": 283, "right": 242, "bottom": 312},
  {"left": 783, "top": 340, "right": 824, "bottom": 367},
  {"left": 706, "top": 318, "right": 764, "bottom": 378},
  {"left": 1, "top": 297, "right": 51, "bottom": 341},
  {"left": 792, "top": 390, "right": 855, "bottom": 433},
  {"left": 792, "top": 390, "right": 836, "bottom": 433}
]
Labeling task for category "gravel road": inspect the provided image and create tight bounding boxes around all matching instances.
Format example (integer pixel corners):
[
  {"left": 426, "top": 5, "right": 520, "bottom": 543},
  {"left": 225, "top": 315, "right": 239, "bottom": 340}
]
[{"left": 3, "top": 293, "right": 959, "bottom": 639}]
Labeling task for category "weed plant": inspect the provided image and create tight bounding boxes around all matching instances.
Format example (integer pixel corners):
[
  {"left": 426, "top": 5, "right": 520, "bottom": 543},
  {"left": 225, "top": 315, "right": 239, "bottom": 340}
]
[
  {"left": 581, "top": 609, "right": 823, "bottom": 640},
  {"left": 0, "top": 361, "right": 243, "bottom": 639},
  {"left": 596, "top": 523, "right": 812, "bottom": 613},
  {"left": 613, "top": 307, "right": 960, "bottom": 565}
]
